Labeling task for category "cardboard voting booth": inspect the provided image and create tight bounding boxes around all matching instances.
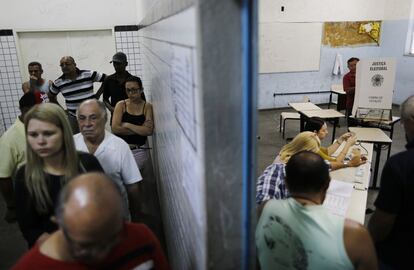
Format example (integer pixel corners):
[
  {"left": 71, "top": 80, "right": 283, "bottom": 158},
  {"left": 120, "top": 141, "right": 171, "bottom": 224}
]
[{"left": 352, "top": 58, "right": 396, "bottom": 121}]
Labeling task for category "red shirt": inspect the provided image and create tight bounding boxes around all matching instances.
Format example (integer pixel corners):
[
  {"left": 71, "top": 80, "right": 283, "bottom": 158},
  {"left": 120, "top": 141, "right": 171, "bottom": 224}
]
[
  {"left": 12, "top": 223, "right": 170, "bottom": 270},
  {"left": 343, "top": 71, "right": 356, "bottom": 110},
  {"left": 33, "top": 91, "right": 49, "bottom": 104}
]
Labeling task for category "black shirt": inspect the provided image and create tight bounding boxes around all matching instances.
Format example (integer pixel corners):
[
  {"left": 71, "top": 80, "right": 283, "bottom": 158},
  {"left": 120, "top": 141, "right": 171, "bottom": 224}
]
[
  {"left": 15, "top": 152, "right": 103, "bottom": 247},
  {"left": 374, "top": 140, "right": 414, "bottom": 268},
  {"left": 102, "top": 72, "right": 132, "bottom": 109},
  {"left": 118, "top": 101, "right": 147, "bottom": 146}
]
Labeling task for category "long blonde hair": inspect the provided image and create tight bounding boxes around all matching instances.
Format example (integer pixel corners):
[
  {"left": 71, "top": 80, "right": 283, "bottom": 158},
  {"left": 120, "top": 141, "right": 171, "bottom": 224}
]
[
  {"left": 279, "top": 131, "right": 321, "bottom": 163},
  {"left": 24, "top": 103, "right": 79, "bottom": 213}
]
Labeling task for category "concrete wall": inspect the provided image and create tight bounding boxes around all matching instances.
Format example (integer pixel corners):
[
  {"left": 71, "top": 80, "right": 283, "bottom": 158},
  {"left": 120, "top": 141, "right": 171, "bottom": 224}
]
[
  {"left": 0, "top": 0, "right": 137, "bottom": 30},
  {"left": 258, "top": 0, "right": 414, "bottom": 109}
]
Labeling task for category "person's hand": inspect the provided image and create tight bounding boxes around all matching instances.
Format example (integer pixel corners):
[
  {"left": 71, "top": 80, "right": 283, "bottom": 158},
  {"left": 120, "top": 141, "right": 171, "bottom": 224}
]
[
  {"left": 348, "top": 155, "right": 367, "bottom": 167},
  {"left": 143, "top": 119, "right": 154, "bottom": 129},
  {"left": 29, "top": 75, "right": 38, "bottom": 82},
  {"left": 338, "top": 132, "right": 352, "bottom": 143},
  {"left": 345, "top": 135, "right": 357, "bottom": 146}
]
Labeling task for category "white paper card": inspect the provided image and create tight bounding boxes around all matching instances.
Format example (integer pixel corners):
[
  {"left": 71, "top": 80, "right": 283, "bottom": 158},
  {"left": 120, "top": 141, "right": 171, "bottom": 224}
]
[{"left": 323, "top": 179, "right": 354, "bottom": 217}]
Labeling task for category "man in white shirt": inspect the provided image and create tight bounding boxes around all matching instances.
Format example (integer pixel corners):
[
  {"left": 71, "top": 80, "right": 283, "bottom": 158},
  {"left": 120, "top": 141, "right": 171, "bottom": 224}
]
[{"left": 74, "top": 99, "right": 142, "bottom": 220}]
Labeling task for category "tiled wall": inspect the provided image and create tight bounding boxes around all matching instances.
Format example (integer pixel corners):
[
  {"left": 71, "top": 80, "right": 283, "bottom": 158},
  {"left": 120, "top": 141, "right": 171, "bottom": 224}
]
[
  {"left": 138, "top": 8, "right": 206, "bottom": 269},
  {"left": 114, "top": 25, "right": 142, "bottom": 79},
  {"left": 0, "top": 30, "right": 21, "bottom": 135}
]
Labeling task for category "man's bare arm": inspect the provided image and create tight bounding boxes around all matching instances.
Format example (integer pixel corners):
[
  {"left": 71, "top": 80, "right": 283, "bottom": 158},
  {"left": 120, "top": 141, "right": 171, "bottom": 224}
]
[
  {"left": 344, "top": 219, "right": 378, "bottom": 270},
  {"left": 368, "top": 208, "right": 396, "bottom": 243},
  {"left": 126, "top": 182, "right": 141, "bottom": 222}
]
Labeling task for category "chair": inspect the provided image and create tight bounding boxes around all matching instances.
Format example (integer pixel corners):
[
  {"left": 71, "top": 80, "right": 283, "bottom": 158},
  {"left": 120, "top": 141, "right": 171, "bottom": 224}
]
[{"left": 279, "top": 112, "right": 300, "bottom": 139}]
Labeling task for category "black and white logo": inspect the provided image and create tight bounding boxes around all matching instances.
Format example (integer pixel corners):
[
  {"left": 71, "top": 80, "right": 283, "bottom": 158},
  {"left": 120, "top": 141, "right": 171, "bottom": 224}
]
[{"left": 371, "top": 74, "right": 384, "bottom": 87}]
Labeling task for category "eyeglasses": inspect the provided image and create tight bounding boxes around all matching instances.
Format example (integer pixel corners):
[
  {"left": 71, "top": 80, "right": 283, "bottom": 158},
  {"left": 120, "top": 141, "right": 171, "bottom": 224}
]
[{"left": 126, "top": 88, "right": 143, "bottom": 94}]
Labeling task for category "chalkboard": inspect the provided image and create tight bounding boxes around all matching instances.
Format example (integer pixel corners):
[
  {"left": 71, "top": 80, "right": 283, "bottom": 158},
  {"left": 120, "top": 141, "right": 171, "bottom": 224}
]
[{"left": 259, "top": 22, "right": 323, "bottom": 73}]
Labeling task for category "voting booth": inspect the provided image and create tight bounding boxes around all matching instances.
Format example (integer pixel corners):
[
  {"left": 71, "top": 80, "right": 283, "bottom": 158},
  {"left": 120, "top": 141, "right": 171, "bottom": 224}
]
[{"left": 352, "top": 58, "right": 396, "bottom": 121}]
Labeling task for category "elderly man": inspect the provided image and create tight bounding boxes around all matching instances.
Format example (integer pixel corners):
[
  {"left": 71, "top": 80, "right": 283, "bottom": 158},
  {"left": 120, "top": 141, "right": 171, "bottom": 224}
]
[
  {"left": 256, "top": 151, "right": 377, "bottom": 270},
  {"left": 21, "top": 61, "right": 51, "bottom": 103},
  {"left": 368, "top": 95, "right": 414, "bottom": 269},
  {"left": 74, "top": 99, "right": 142, "bottom": 220},
  {"left": 12, "top": 172, "right": 169, "bottom": 269},
  {"left": 49, "top": 56, "right": 106, "bottom": 133},
  {"left": 0, "top": 92, "right": 37, "bottom": 222}
]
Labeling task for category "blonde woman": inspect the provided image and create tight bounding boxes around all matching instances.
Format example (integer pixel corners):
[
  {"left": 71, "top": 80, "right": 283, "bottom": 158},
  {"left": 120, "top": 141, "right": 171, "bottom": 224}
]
[
  {"left": 15, "top": 103, "right": 103, "bottom": 247},
  {"left": 256, "top": 132, "right": 321, "bottom": 205},
  {"left": 304, "top": 117, "right": 366, "bottom": 170}
]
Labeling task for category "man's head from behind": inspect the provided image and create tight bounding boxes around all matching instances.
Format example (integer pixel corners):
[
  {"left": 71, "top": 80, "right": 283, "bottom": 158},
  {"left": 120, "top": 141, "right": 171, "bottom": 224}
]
[
  {"left": 77, "top": 99, "right": 107, "bottom": 142},
  {"left": 401, "top": 95, "right": 414, "bottom": 143},
  {"left": 19, "top": 92, "right": 37, "bottom": 117},
  {"left": 55, "top": 172, "right": 124, "bottom": 265},
  {"left": 285, "top": 151, "right": 330, "bottom": 196}
]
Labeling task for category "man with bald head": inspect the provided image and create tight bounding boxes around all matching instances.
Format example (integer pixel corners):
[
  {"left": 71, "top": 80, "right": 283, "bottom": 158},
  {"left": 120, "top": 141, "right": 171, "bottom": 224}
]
[
  {"left": 49, "top": 56, "right": 106, "bottom": 133},
  {"left": 256, "top": 151, "right": 377, "bottom": 269},
  {"left": 13, "top": 172, "right": 169, "bottom": 269},
  {"left": 368, "top": 95, "right": 414, "bottom": 269},
  {"left": 74, "top": 99, "right": 142, "bottom": 220}
]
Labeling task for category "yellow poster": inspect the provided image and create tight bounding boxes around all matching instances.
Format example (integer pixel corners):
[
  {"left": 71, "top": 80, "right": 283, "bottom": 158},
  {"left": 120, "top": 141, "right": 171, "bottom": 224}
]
[{"left": 323, "top": 21, "right": 381, "bottom": 47}]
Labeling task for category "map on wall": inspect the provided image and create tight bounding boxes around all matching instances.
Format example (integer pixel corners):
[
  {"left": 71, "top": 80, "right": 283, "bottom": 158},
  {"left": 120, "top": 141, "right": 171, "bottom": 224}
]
[{"left": 323, "top": 21, "right": 381, "bottom": 47}]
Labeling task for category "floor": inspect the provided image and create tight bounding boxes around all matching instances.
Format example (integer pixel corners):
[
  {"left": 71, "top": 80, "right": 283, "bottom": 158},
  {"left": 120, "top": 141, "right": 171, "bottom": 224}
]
[
  {"left": 256, "top": 104, "right": 406, "bottom": 226},
  {"left": 0, "top": 104, "right": 407, "bottom": 269}
]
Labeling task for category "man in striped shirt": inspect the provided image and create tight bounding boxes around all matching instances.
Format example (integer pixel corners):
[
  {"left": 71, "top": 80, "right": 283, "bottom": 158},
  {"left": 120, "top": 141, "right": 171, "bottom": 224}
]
[{"left": 49, "top": 56, "right": 106, "bottom": 133}]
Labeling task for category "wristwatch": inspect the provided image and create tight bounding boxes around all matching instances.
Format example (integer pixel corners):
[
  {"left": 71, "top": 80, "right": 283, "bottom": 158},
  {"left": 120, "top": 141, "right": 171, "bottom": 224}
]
[{"left": 343, "top": 161, "right": 349, "bottom": 167}]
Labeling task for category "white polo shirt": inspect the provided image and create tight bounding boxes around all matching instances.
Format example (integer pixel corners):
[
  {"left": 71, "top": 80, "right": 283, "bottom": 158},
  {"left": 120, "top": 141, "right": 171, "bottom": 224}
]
[{"left": 74, "top": 131, "right": 142, "bottom": 215}]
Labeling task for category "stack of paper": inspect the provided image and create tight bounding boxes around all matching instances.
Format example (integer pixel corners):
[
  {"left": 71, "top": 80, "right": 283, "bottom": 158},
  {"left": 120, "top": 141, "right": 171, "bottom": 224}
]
[{"left": 323, "top": 179, "right": 354, "bottom": 217}]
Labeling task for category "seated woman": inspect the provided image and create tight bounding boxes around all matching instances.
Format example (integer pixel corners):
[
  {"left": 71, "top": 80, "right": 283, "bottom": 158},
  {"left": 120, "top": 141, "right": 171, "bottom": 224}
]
[
  {"left": 304, "top": 117, "right": 361, "bottom": 170},
  {"left": 256, "top": 131, "right": 321, "bottom": 205},
  {"left": 256, "top": 131, "right": 366, "bottom": 206},
  {"left": 15, "top": 103, "right": 103, "bottom": 247}
]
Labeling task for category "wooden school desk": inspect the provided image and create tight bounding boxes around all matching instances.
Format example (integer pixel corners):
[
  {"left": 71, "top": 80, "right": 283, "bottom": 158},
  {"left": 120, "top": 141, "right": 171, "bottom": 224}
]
[
  {"left": 328, "top": 84, "right": 346, "bottom": 111},
  {"left": 289, "top": 101, "right": 345, "bottom": 142},
  {"left": 330, "top": 142, "right": 373, "bottom": 224},
  {"left": 353, "top": 116, "right": 401, "bottom": 158},
  {"left": 348, "top": 127, "right": 392, "bottom": 189},
  {"left": 300, "top": 109, "right": 345, "bottom": 143}
]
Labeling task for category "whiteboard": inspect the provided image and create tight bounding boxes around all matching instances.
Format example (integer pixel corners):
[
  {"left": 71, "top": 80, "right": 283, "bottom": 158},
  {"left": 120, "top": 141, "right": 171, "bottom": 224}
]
[
  {"left": 259, "top": 22, "right": 323, "bottom": 73},
  {"left": 17, "top": 30, "right": 116, "bottom": 108}
]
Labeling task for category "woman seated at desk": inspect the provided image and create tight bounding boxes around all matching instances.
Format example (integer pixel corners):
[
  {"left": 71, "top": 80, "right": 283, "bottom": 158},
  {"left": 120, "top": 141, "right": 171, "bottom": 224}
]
[
  {"left": 256, "top": 131, "right": 366, "bottom": 207},
  {"left": 304, "top": 116, "right": 364, "bottom": 170},
  {"left": 256, "top": 132, "right": 320, "bottom": 206}
]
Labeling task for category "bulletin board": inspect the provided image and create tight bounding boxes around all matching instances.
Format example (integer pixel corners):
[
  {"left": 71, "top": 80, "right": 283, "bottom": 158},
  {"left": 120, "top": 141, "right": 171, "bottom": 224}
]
[
  {"left": 259, "top": 22, "right": 323, "bottom": 73},
  {"left": 323, "top": 21, "right": 381, "bottom": 47}
]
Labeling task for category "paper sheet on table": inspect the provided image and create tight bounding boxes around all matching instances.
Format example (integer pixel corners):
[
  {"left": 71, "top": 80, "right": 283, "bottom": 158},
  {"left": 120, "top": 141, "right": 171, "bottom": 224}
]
[{"left": 323, "top": 179, "right": 354, "bottom": 217}]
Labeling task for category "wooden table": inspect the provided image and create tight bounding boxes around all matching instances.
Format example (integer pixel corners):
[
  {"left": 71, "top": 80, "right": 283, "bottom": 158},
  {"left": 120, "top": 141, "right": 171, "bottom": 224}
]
[
  {"left": 289, "top": 102, "right": 345, "bottom": 143},
  {"left": 301, "top": 109, "right": 345, "bottom": 142},
  {"left": 328, "top": 84, "right": 346, "bottom": 111},
  {"left": 348, "top": 127, "right": 392, "bottom": 189},
  {"left": 288, "top": 102, "right": 321, "bottom": 111},
  {"left": 353, "top": 116, "right": 401, "bottom": 157},
  {"left": 330, "top": 142, "right": 373, "bottom": 223}
]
